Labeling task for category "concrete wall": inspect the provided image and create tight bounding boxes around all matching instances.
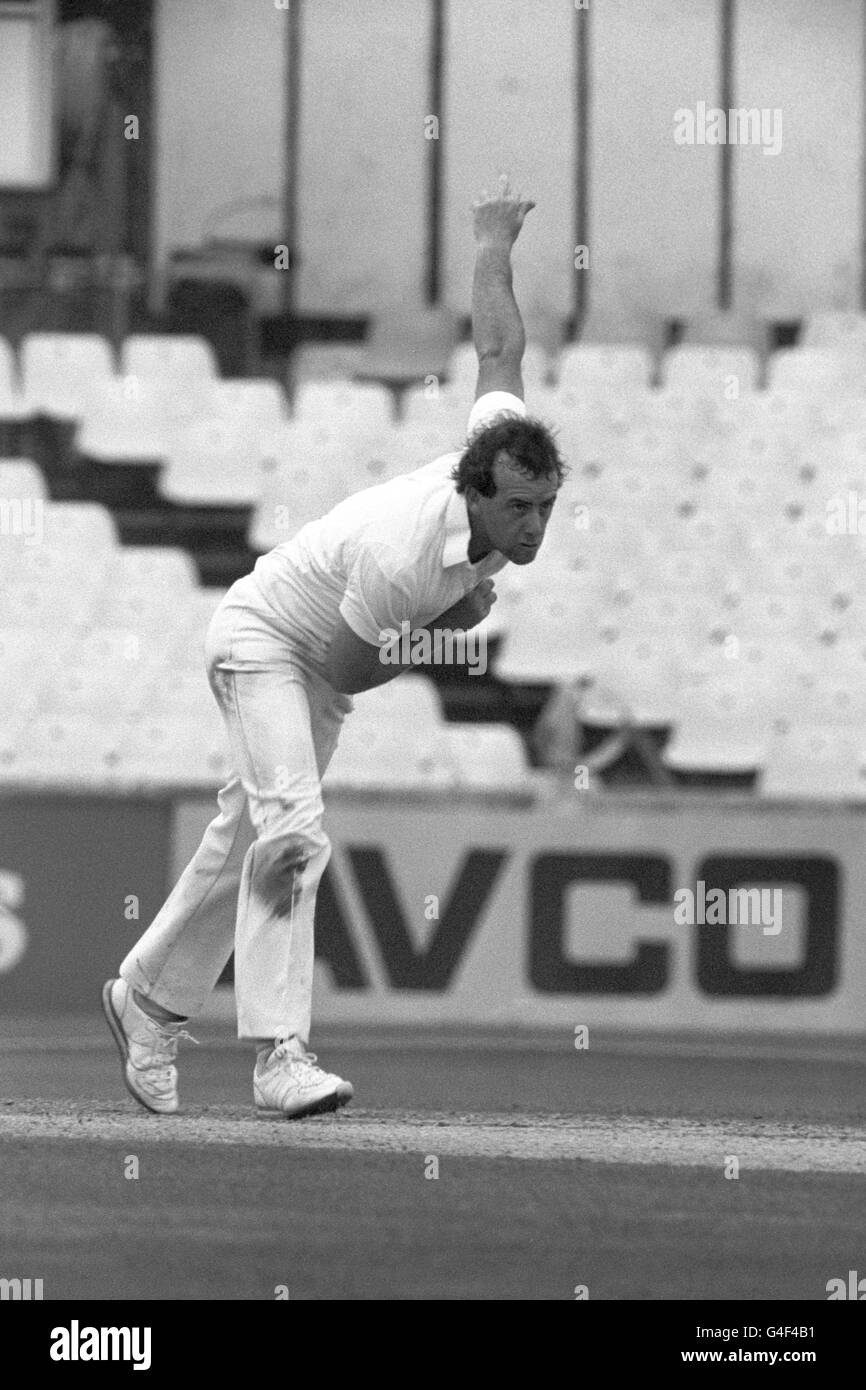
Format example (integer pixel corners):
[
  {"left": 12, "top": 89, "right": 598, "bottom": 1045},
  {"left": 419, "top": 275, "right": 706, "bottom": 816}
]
[{"left": 152, "top": 0, "right": 865, "bottom": 321}]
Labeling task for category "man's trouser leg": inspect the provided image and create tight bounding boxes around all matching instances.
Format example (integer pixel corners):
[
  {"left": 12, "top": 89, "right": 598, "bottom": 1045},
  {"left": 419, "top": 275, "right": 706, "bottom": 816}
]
[{"left": 120, "top": 596, "right": 350, "bottom": 1035}]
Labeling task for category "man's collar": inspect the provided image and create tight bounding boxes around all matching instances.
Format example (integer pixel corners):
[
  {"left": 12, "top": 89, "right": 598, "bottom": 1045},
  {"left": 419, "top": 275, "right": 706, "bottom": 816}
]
[{"left": 442, "top": 486, "right": 475, "bottom": 567}]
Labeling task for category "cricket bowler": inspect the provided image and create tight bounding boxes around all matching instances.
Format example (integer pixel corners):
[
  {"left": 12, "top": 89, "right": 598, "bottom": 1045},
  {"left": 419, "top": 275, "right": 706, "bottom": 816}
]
[{"left": 102, "top": 175, "right": 567, "bottom": 1118}]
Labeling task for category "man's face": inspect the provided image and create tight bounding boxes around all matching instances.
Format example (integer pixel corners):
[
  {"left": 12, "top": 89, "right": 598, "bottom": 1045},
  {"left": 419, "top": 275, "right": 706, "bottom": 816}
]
[{"left": 466, "top": 453, "right": 559, "bottom": 564}]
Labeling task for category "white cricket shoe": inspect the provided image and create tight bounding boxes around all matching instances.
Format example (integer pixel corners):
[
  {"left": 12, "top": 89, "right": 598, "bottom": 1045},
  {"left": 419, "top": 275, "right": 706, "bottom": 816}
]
[
  {"left": 102, "top": 978, "right": 197, "bottom": 1115},
  {"left": 254, "top": 1038, "right": 354, "bottom": 1119}
]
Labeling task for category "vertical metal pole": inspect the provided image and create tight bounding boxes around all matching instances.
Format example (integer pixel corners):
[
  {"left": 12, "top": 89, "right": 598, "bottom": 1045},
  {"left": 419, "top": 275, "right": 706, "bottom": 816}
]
[
  {"left": 718, "top": 0, "right": 735, "bottom": 309},
  {"left": 574, "top": 0, "right": 590, "bottom": 336},
  {"left": 283, "top": 0, "right": 302, "bottom": 321},
  {"left": 425, "top": 0, "right": 445, "bottom": 305}
]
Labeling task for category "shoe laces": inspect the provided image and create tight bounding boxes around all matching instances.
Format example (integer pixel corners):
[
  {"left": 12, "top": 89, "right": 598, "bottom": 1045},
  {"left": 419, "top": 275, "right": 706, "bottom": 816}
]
[
  {"left": 136, "top": 1020, "right": 198, "bottom": 1071},
  {"left": 153, "top": 1021, "right": 199, "bottom": 1047},
  {"left": 270, "top": 1043, "right": 321, "bottom": 1076}
]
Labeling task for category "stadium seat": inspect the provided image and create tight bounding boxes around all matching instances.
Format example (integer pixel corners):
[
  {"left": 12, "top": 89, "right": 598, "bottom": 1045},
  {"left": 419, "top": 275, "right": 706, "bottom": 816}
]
[
  {"left": 350, "top": 675, "right": 444, "bottom": 727},
  {"left": 39, "top": 500, "right": 118, "bottom": 554},
  {"left": 292, "top": 380, "right": 393, "bottom": 431},
  {"left": 76, "top": 377, "right": 177, "bottom": 461},
  {"left": 323, "top": 720, "right": 455, "bottom": 791},
  {"left": 661, "top": 345, "right": 760, "bottom": 395},
  {"left": 663, "top": 663, "right": 780, "bottom": 773},
  {"left": 0, "top": 626, "right": 71, "bottom": 720},
  {"left": 494, "top": 563, "right": 610, "bottom": 683},
  {"left": 41, "top": 658, "right": 151, "bottom": 719},
  {"left": 121, "top": 334, "right": 220, "bottom": 381},
  {"left": 766, "top": 347, "right": 865, "bottom": 396},
  {"left": 800, "top": 311, "right": 866, "bottom": 354},
  {"left": 9, "top": 713, "right": 132, "bottom": 787},
  {"left": 556, "top": 344, "right": 654, "bottom": 396},
  {"left": 20, "top": 333, "right": 115, "bottom": 419},
  {"left": 146, "top": 669, "right": 215, "bottom": 716},
  {"left": 571, "top": 632, "right": 691, "bottom": 726},
  {"left": 760, "top": 725, "right": 866, "bottom": 800},
  {"left": 95, "top": 547, "right": 199, "bottom": 631},
  {"left": 248, "top": 431, "right": 351, "bottom": 551},
  {"left": 0, "top": 458, "right": 47, "bottom": 500},
  {"left": 160, "top": 418, "right": 273, "bottom": 505},
  {"left": 214, "top": 379, "right": 290, "bottom": 432},
  {"left": 443, "top": 723, "right": 533, "bottom": 791},
  {"left": 120, "top": 708, "right": 233, "bottom": 787}
]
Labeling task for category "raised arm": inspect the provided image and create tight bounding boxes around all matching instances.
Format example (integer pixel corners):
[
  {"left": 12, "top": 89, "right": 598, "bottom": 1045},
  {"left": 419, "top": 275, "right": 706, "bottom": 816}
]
[{"left": 471, "top": 174, "right": 536, "bottom": 402}]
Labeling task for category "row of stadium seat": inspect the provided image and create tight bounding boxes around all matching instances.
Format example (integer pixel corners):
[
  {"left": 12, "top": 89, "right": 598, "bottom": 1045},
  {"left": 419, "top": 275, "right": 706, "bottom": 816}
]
[
  {"left": 0, "top": 678, "right": 535, "bottom": 795},
  {"left": 7, "top": 331, "right": 866, "bottom": 440},
  {"left": 2, "top": 524, "right": 866, "bottom": 790},
  {"left": 2, "top": 490, "right": 866, "bottom": 681}
]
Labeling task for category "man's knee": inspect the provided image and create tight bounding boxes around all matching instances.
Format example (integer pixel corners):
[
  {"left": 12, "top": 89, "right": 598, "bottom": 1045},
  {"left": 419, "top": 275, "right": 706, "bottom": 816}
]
[{"left": 256, "top": 822, "right": 331, "bottom": 894}]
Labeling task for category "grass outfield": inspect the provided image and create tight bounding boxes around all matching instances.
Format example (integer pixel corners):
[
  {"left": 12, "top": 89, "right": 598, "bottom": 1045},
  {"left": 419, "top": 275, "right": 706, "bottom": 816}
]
[{"left": 1, "top": 1017, "right": 865, "bottom": 1300}]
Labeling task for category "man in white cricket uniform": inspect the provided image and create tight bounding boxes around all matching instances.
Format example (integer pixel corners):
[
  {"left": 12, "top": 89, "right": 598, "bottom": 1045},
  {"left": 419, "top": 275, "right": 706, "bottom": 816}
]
[{"left": 102, "top": 177, "right": 566, "bottom": 1118}]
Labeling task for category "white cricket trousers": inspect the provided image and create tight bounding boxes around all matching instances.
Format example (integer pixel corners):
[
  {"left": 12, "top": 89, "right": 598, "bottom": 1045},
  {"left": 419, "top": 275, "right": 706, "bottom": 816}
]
[{"left": 119, "top": 575, "right": 353, "bottom": 1042}]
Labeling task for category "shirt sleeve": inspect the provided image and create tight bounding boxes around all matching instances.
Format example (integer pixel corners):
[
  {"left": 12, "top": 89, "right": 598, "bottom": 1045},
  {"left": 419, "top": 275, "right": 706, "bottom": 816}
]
[
  {"left": 339, "top": 546, "right": 418, "bottom": 646},
  {"left": 467, "top": 391, "right": 527, "bottom": 438}
]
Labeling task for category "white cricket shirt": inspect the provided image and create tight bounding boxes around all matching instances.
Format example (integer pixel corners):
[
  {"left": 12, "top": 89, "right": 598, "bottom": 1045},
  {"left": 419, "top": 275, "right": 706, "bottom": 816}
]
[{"left": 249, "top": 391, "right": 527, "bottom": 667}]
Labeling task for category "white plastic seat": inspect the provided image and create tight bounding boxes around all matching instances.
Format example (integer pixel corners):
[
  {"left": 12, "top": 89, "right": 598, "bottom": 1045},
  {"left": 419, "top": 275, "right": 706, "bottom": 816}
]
[
  {"left": 767, "top": 348, "right": 865, "bottom": 397},
  {"left": 579, "top": 632, "right": 689, "bottom": 725},
  {"left": 323, "top": 721, "right": 454, "bottom": 791},
  {"left": 77, "top": 377, "right": 174, "bottom": 461},
  {"left": 445, "top": 723, "right": 531, "bottom": 790},
  {"left": 494, "top": 564, "right": 609, "bottom": 683},
  {"left": 41, "top": 659, "right": 150, "bottom": 719},
  {"left": 801, "top": 311, "right": 866, "bottom": 354},
  {"left": 293, "top": 380, "right": 392, "bottom": 432},
  {"left": 121, "top": 334, "right": 219, "bottom": 381},
  {"left": 761, "top": 725, "right": 866, "bottom": 800},
  {"left": 249, "top": 446, "right": 350, "bottom": 552},
  {"left": 120, "top": 708, "right": 232, "bottom": 787},
  {"left": 556, "top": 344, "right": 653, "bottom": 396},
  {"left": 661, "top": 345, "right": 760, "bottom": 394},
  {"left": 0, "top": 458, "right": 47, "bottom": 499},
  {"left": 20, "top": 333, "right": 115, "bottom": 419},
  {"left": 96, "top": 548, "right": 198, "bottom": 631},
  {"left": 350, "top": 675, "right": 443, "bottom": 727},
  {"left": 10, "top": 713, "right": 132, "bottom": 787},
  {"left": 214, "top": 379, "right": 289, "bottom": 432},
  {"left": 663, "top": 665, "right": 780, "bottom": 773},
  {"left": 0, "top": 547, "right": 112, "bottom": 629},
  {"left": 42, "top": 501, "right": 117, "bottom": 554},
  {"left": 0, "top": 627, "right": 71, "bottom": 719},
  {"left": 146, "top": 670, "right": 214, "bottom": 717},
  {"left": 160, "top": 418, "right": 271, "bottom": 505}
]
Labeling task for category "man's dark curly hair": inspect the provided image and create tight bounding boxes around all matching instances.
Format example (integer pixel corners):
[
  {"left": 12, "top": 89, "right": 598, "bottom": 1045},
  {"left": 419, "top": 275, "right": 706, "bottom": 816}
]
[{"left": 450, "top": 413, "right": 568, "bottom": 497}]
